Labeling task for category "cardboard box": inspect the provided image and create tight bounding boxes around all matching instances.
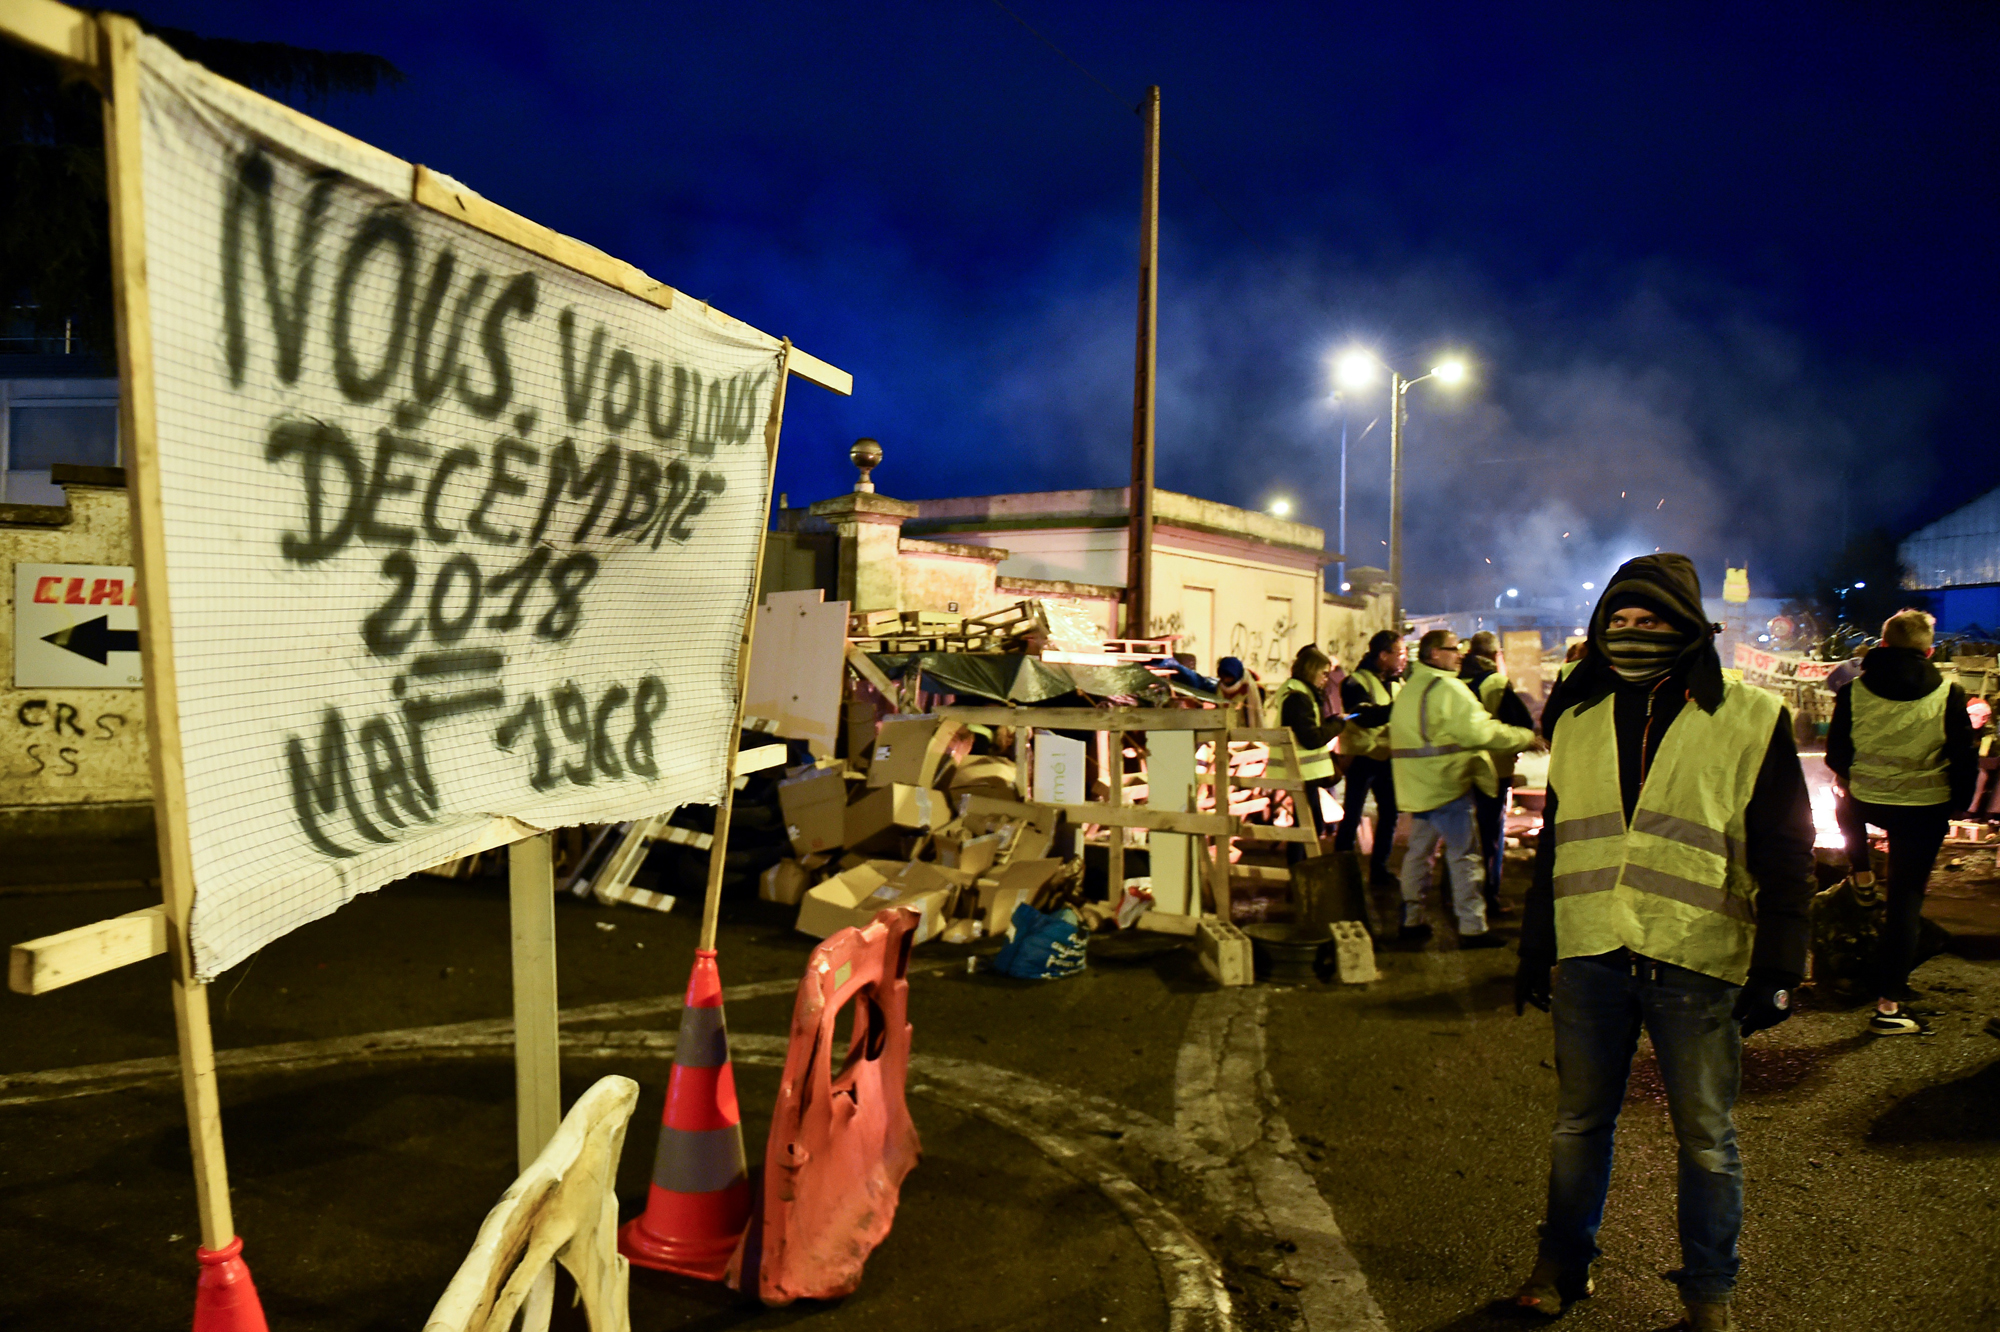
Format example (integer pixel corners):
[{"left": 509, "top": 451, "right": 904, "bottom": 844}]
[
  {"left": 973, "top": 857, "right": 1065, "bottom": 933},
  {"left": 867, "top": 715, "right": 965, "bottom": 789},
  {"left": 777, "top": 767, "right": 848, "bottom": 857},
  {"left": 934, "top": 829, "right": 1004, "bottom": 877},
  {"left": 957, "top": 794, "right": 1059, "bottom": 864},
  {"left": 759, "top": 858, "right": 812, "bottom": 906},
  {"left": 949, "top": 755, "right": 1018, "bottom": 797},
  {"left": 845, "top": 782, "right": 949, "bottom": 851},
  {"left": 794, "top": 859, "right": 956, "bottom": 943}
]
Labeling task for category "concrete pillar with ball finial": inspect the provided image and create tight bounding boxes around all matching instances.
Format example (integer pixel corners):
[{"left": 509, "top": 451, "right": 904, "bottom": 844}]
[{"left": 808, "top": 437, "right": 913, "bottom": 612}]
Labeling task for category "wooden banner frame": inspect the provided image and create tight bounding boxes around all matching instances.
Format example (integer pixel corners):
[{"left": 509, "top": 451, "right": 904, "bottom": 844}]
[{"left": 2, "top": 0, "right": 850, "bottom": 1280}]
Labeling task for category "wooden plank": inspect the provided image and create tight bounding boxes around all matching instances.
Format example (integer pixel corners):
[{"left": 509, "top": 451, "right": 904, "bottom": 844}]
[
  {"left": 1208, "top": 729, "right": 1233, "bottom": 925},
  {"left": 785, "top": 345, "right": 853, "bottom": 396},
  {"left": 699, "top": 342, "right": 791, "bottom": 953},
  {"left": 1235, "top": 823, "right": 1320, "bottom": 844},
  {"left": 0, "top": 0, "right": 100, "bottom": 74},
  {"left": 414, "top": 165, "right": 675, "bottom": 309},
  {"left": 1199, "top": 772, "right": 1305, "bottom": 793},
  {"left": 1230, "top": 864, "right": 1292, "bottom": 883},
  {"left": 937, "top": 706, "right": 1224, "bottom": 731},
  {"left": 9, "top": 904, "right": 168, "bottom": 994},
  {"left": 1107, "top": 730, "right": 1125, "bottom": 896},
  {"left": 746, "top": 591, "right": 848, "bottom": 757},
  {"left": 1046, "top": 803, "right": 1234, "bottom": 836},
  {"left": 507, "top": 831, "right": 561, "bottom": 1332},
  {"left": 733, "top": 743, "right": 789, "bottom": 777},
  {"left": 510, "top": 834, "right": 562, "bottom": 1169},
  {"left": 100, "top": 11, "right": 234, "bottom": 1253}
]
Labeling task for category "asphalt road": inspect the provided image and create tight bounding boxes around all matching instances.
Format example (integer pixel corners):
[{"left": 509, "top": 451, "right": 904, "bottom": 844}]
[{"left": 2, "top": 851, "right": 1995, "bottom": 1331}]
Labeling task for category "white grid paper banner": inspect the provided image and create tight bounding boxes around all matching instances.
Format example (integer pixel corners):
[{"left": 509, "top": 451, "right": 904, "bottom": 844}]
[{"left": 138, "top": 40, "right": 780, "bottom": 978}]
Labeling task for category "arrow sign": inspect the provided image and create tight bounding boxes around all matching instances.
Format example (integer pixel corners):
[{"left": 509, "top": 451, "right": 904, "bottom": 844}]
[{"left": 43, "top": 616, "right": 141, "bottom": 665}]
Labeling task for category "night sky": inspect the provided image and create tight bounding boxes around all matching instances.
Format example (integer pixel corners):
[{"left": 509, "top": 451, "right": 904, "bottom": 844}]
[{"left": 137, "top": 1, "right": 1999, "bottom": 608}]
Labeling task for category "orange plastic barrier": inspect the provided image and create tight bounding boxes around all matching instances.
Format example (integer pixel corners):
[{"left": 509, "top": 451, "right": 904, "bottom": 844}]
[
  {"left": 729, "top": 907, "right": 921, "bottom": 1305},
  {"left": 192, "top": 1237, "right": 269, "bottom": 1332},
  {"left": 618, "top": 949, "right": 751, "bottom": 1280}
]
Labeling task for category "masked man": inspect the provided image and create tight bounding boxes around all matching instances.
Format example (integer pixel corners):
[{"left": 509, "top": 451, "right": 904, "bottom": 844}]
[{"left": 1512, "top": 555, "right": 1815, "bottom": 1332}]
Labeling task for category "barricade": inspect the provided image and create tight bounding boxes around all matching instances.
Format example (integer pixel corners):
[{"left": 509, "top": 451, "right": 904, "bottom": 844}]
[{"left": 729, "top": 906, "right": 921, "bottom": 1305}]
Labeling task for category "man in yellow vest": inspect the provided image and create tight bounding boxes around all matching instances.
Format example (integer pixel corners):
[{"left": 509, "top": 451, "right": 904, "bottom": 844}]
[
  {"left": 1275, "top": 644, "right": 1342, "bottom": 854},
  {"left": 1461, "top": 630, "right": 1538, "bottom": 918},
  {"left": 1390, "top": 629, "right": 1540, "bottom": 946},
  {"left": 1511, "top": 555, "right": 1815, "bottom": 1332},
  {"left": 1825, "top": 609, "right": 1976, "bottom": 1036},
  {"left": 1336, "top": 630, "right": 1405, "bottom": 886}
]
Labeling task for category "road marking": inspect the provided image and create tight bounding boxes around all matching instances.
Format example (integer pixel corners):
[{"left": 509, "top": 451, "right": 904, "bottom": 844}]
[
  {"left": 1178, "top": 989, "right": 1390, "bottom": 1332},
  {"left": 0, "top": 963, "right": 1235, "bottom": 1331}
]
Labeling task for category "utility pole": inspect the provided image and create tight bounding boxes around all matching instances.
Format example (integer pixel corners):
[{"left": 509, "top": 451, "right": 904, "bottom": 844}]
[
  {"left": 1126, "top": 85, "right": 1160, "bottom": 641},
  {"left": 1388, "top": 371, "right": 1406, "bottom": 630}
]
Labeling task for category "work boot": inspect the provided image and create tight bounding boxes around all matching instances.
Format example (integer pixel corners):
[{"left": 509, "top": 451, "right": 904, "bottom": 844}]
[
  {"left": 1513, "top": 1257, "right": 1592, "bottom": 1317},
  {"left": 1675, "top": 1298, "right": 1738, "bottom": 1331}
]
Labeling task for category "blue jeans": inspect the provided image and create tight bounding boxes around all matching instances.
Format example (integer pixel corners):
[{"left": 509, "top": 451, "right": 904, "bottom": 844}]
[
  {"left": 1398, "top": 793, "right": 1487, "bottom": 933},
  {"left": 1540, "top": 952, "right": 1744, "bottom": 1303}
]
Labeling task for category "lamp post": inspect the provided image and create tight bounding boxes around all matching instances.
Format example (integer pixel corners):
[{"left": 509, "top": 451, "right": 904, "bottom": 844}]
[
  {"left": 1333, "top": 389, "right": 1349, "bottom": 592},
  {"left": 1336, "top": 349, "right": 1468, "bottom": 628}
]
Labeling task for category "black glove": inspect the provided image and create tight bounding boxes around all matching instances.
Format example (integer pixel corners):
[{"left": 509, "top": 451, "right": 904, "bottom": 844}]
[
  {"left": 1733, "top": 970, "right": 1798, "bottom": 1037},
  {"left": 1514, "top": 956, "right": 1553, "bottom": 1015}
]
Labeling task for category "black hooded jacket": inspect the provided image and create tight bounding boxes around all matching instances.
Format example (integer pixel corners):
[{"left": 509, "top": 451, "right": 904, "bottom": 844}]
[
  {"left": 1523, "top": 555, "right": 1818, "bottom": 982},
  {"left": 1825, "top": 646, "right": 1977, "bottom": 810}
]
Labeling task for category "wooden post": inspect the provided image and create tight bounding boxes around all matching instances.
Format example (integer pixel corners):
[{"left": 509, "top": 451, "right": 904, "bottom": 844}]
[
  {"left": 98, "top": 12, "right": 233, "bottom": 1253},
  {"left": 509, "top": 831, "right": 560, "bottom": 1332},
  {"left": 1015, "top": 725, "right": 1031, "bottom": 801},
  {"left": 1125, "top": 86, "right": 1160, "bottom": 641},
  {"left": 698, "top": 342, "right": 792, "bottom": 954},
  {"left": 1207, "top": 729, "right": 1232, "bottom": 925},
  {"left": 1107, "top": 730, "right": 1125, "bottom": 901}
]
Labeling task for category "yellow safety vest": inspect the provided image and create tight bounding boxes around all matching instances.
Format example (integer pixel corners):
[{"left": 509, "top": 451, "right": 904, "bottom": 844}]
[
  {"left": 1849, "top": 680, "right": 1950, "bottom": 806},
  {"left": 1276, "top": 678, "right": 1336, "bottom": 781},
  {"left": 1547, "top": 680, "right": 1781, "bottom": 984},
  {"left": 1339, "top": 668, "right": 1396, "bottom": 760},
  {"left": 1389, "top": 662, "right": 1534, "bottom": 811},
  {"left": 1473, "top": 671, "right": 1509, "bottom": 717}
]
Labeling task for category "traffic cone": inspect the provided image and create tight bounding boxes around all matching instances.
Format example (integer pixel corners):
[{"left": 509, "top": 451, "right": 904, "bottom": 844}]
[
  {"left": 192, "top": 1236, "right": 269, "bottom": 1332},
  {"left": 618, "top": 948, "right": 750, "bottom": 1280}
]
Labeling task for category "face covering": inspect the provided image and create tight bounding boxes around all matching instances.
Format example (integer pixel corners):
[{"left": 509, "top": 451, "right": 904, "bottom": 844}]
[{"left": 1600, "top": 623, "right": 1687, "bottom": 684}]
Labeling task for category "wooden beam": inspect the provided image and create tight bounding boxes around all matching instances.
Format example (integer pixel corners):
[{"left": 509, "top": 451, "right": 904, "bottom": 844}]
[
  {"left": 414, "top": 165, "right": 674, "bottom": 310},
  {"left": 786, "top": 345, "right": 854, "bottom": 396},
  {"left": 699, "top": 343, "right": 791, "bottom": 953},
  {"left": 9, "top": 904, "right": 168, "bottom": 994},
  {"left": 100, "top": 11, "right": 233, "bottom": 1253},
  {"left": 844, "top": 643, "right": 898, "bottom": 698},
  {"left": 732, "top": 743, "right": 788, "bottom": 777},
  {"left": 508, "top": 832, "right": 561, "bottom": 1332},
  {"left": 937, "top": 706, "right": 1223, "bottom": 731},
  {"left": 1046, "top": 802, "right": 1233, "bottom": 836},
  {"left": 0, "top": 0, "right": 100, "bottom": 76}
]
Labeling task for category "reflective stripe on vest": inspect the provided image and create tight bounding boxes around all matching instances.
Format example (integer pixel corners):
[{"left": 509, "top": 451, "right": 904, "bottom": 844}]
[
  {"left": 1278, "top": 678, "right": 1336, "bottom": 780},
  {"left": 1339, "top": 667, "right": 1396, "bottom": 759},
  {"left": 1546, "top": 680, "right": 1780, "bottom": 983},
  {"left": 1848, "top": 679, "right": 1950, "bottom": 807},
  {"left": 1391, "top": 678, "right": 1467, "bottom": 759}
]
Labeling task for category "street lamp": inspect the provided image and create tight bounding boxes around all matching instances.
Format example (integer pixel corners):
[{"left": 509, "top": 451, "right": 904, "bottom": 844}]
[
  {"left": 1338, "top": 346, "right": 1472, "bottom": 627},
  {"left": 1269, "top": 497, "right": 1293, "bottom": 518}
]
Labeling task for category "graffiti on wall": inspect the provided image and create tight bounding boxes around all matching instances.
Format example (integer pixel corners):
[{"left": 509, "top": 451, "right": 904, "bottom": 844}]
[{"left": 1230, "top": 614, "right": 1297, "bottom": 677}]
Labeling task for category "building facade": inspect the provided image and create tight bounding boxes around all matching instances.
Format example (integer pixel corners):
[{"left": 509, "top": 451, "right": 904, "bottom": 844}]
[{"left": 1901, "top": 486, "right": 2000, "bottom": 635}]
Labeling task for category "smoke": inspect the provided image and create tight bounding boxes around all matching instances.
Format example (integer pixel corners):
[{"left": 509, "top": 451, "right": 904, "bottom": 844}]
[{"left": 960, "top": 232, "right": 1941, "bottom": 609}]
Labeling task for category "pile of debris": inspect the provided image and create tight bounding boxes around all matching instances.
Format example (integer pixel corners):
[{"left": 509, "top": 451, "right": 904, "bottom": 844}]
[{"left": 764, "top": 712, "right": 1123, "bottom": 946}]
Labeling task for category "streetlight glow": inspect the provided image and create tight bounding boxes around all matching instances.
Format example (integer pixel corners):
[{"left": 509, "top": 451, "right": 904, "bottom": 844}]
[
  {"left": 1852, "top": 580, "right": 1866, "bottom": 589},
  {"left": 1269, "top": 498, "right": 1292, "bottom": 518},
  {"left": 1335, "top": 349, "right": 1379, "bottom": 389},
  {"left": 1432, "top": 358, "right": 1468, "bottom": 385},
  {"left": 1506, "top": 588, "right": 1520, "bottom": 598}
]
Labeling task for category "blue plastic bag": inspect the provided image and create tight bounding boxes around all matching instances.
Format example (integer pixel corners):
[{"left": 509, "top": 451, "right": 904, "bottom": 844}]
[{"left": 990, "top": 901, "right": 1088, "bottom": 980}]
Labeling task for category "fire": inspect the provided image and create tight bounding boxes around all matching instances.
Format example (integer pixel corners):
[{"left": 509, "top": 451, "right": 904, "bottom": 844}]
[{"left": 1799, "top": 749, "right": 1848, "bottom": 851}]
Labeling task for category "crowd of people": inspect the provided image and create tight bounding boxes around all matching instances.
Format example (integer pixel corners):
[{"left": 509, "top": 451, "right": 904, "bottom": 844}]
[{"left": 1251, "top": 553, "right": 1983, "bottom": 1332}]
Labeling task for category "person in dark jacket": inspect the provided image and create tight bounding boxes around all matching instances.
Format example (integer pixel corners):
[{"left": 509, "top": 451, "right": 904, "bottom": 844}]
[
  {"left": 1461, "top": 631, "right": 1538, "bottom": 917},
  {"left": 1336, "top": 630, "right": 1405, "bottom": 885},
  {"left": 1277, "top": 644, "right": 1342, "bottom": 856},
  {"left": 1824, "top": 609, "right": 1977, "bottom": 1036},
  {"left": 1511, "top": 555, "right": 1817, "bottom": 1332}
]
